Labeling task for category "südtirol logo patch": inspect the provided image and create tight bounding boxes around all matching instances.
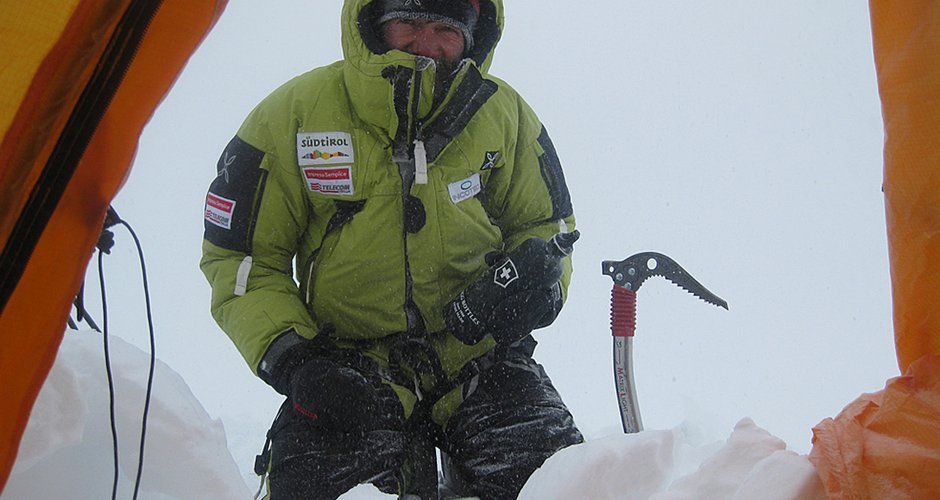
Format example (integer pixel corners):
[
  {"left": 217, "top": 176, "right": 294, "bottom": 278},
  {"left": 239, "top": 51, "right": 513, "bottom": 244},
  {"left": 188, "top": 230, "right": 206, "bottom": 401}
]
[
  {"left": 302, "top": 166, "right": 354, "bottom": 195},
  {"left": 448, "top": 173, "right": 481, "bottom": 204},
  {"left": 205, "top": 192, "right": 236, "bottom": 229},
  {"left": 297, "top": 132, "right": 355, "bottom": 166}
]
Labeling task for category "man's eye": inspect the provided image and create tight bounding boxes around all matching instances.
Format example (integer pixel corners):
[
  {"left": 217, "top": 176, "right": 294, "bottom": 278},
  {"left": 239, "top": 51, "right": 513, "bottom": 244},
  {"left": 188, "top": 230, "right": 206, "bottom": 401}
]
[
  {"left": 402, "top": 19, "right": 425, "bottom": 29},
  {"left": 435, "top": 26, "right": 461, "bottom": 37}
]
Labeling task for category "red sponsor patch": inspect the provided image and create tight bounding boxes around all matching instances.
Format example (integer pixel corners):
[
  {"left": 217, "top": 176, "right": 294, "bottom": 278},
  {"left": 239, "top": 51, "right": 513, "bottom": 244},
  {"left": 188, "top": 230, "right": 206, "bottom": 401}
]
[
  {"left": 302, "top": 166, "right": 354, "bottom": 195},
  {"left": 205, "top": 192, "right": 236, "bottom": 229}
]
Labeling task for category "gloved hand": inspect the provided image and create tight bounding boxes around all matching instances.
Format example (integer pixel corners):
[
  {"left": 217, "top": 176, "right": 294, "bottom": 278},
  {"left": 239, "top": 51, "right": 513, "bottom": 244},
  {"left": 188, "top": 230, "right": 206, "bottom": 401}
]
[
  {"left": 443, "top": 231, "right": 579, "bottom": 345},
  {"left": 259, "top": 333, "right": 403, "bottom": 433},
  {"left": 484, "top": 282, "right": 563, "bottom": 344},
  {"left": 286, "top": 358, "right": 403, "bottom": 432}
]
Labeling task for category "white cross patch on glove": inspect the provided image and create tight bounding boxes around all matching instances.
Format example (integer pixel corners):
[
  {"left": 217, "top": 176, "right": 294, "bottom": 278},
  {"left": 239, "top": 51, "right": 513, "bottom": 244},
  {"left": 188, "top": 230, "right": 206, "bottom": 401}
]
[{"left": 493, "top": 259, "right": 519, "bottom": 288}]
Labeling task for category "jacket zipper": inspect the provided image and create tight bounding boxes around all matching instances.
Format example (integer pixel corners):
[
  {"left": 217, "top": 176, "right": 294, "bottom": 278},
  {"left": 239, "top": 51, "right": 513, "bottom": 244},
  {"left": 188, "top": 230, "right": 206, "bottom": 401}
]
[{"left": 388, "top": 57, "right": 444, "bottom": 334}]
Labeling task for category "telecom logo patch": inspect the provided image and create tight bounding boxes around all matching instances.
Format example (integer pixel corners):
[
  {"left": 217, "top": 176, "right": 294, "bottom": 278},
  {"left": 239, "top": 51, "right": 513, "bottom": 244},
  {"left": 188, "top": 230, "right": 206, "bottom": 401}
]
[
  {"left": 205, "top": 192, "right": 236, "bottom": 229},
  {"left": 303, "top": 166, "right": 354, "bottom": 195},
  {"left": 297, "top": 131, "right": 355, "bottom": 166}
]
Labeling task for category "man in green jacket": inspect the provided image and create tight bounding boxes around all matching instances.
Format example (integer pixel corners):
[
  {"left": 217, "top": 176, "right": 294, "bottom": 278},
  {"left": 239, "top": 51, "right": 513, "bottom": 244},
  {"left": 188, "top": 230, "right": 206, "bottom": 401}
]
[{"left": 201, "top": 0, "right": 582, "bottom": 497}]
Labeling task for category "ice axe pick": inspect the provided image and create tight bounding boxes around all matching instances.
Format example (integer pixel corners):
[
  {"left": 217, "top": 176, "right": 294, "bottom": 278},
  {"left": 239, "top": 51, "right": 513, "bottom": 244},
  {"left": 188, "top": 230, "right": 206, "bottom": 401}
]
[{"left": 602, "top": 252, "right": 728, "bottom": 434}]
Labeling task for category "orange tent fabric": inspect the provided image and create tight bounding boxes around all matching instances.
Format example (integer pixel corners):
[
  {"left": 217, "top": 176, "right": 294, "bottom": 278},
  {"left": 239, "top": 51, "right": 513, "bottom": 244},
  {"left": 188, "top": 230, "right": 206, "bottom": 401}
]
[
  {"left": 810, "top": 356, "right": 940, "bottom": 498},
  {"left": 873, "top": 0, "right": 940, "bottom": 374},
  {"left": 0, "top": 0, "right": 226, "bottom": 491},
  {"left": 809, "top": 1, "right": 940, "bottom": 497}
]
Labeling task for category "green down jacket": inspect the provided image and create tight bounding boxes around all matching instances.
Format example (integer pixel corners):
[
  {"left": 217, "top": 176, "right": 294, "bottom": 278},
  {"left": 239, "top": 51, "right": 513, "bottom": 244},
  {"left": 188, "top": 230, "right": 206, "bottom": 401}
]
[{"left": 200, "top": 0, "right": 576, "bottom": 418}]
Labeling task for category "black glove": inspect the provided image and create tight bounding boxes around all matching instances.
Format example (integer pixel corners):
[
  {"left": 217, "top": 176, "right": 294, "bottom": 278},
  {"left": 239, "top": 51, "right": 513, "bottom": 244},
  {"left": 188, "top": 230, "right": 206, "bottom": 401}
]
[
  {"left": 258, "top": 332, "right": 403, "bottom": 433},
  {"left": 484, "top": 282, "right": 563, "bottom": 344},
  {"left": 286, "top": 358, "right": 403, "bottom": 432},
  {"left": 443, "top": 231, "right": 579, "bottom": 345}
]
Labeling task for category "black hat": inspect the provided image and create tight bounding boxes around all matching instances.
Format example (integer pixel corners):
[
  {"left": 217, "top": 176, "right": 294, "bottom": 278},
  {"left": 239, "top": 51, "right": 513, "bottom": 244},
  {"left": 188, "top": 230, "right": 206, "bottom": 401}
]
[{"left": 377, "top": 0, "right": 481, "bottom": 49}]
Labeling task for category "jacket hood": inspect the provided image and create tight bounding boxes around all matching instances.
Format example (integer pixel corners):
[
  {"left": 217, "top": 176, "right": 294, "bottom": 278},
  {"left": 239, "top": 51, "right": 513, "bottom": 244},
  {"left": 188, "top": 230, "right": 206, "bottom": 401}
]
[
  {"left": 341, "top": 0, "right": 503, "bottom": 75},
  {"left": 339, "top": 0, "right": 503, "bottom": 134}
]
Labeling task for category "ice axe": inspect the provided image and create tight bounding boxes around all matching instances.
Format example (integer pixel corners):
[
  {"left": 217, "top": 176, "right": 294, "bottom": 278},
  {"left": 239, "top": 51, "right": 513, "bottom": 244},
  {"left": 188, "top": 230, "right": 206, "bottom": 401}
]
[{"left": 602, "top": 252, "right": 728, "bottom": 433}]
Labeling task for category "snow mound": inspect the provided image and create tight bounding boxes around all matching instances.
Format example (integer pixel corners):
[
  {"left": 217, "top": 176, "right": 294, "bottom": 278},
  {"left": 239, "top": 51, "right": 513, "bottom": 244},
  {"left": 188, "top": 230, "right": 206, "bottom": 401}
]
[
  {"left": 4, "top": 329, "right": 826, "bottom": 499},
  {"left": 3, "top": 330, "right": 251, "bottom": 499},
  {"left": 520, "top": 419, "right": 825, "bottom": 500}
]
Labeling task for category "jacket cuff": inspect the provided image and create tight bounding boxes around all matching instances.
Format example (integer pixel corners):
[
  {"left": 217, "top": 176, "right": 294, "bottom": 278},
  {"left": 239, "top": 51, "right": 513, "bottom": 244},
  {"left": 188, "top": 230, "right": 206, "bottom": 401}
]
[{"left": 257, "top": 329, "right": 307, "bottom": 392}]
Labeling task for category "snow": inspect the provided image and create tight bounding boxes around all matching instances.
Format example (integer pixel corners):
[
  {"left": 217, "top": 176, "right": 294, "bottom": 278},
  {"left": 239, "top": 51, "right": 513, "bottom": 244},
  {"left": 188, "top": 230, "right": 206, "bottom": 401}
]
[
  {"left": 521, "top": 420, "right": 824, "bottom": 500},
  {"left": 3, "top": 330, "right": 825, "bottom": 499},
  {"left": 3, "top": 330, "right": 251, "bottom": 500}
]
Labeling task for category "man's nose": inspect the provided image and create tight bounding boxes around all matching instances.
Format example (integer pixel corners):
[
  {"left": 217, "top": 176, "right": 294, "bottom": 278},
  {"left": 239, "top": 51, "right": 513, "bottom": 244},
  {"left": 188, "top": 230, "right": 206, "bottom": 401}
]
[{"left": 410, "top": 26, "right": 442, "bottom": 57}]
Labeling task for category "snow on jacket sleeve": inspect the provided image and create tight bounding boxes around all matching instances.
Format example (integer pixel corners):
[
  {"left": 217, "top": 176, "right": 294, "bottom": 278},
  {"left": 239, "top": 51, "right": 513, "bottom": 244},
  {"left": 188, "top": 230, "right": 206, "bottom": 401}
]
[{"left": 200, "top": 97, "right": 317, "bottom": 373}]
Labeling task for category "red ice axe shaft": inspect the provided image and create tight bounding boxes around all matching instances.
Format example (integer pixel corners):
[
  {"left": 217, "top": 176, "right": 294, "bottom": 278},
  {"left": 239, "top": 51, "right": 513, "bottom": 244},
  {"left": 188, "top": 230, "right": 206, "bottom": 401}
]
[{"left": 602, "top": 253, "right": 728, "bottom": 434}]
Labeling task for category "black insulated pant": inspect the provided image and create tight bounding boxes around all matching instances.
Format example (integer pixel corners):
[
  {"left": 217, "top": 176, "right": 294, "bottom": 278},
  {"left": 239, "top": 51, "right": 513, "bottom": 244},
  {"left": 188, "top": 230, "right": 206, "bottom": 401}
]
[{"left": 267, "top": 345, "right": 583, "bottom": 499}]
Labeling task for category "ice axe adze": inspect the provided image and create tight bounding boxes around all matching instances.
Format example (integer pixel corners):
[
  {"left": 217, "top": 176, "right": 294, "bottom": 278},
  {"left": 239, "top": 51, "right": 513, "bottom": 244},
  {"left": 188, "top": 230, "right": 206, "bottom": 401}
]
[{"left": 602, "top": 252, "right": 728, "bottom": 434}]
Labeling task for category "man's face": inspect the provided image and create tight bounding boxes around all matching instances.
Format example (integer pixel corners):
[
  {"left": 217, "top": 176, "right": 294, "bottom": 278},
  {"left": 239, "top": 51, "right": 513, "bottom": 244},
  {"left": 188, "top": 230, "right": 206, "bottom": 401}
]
[{"left": 382, "top": 18, "right": 466, "bottom": 66}]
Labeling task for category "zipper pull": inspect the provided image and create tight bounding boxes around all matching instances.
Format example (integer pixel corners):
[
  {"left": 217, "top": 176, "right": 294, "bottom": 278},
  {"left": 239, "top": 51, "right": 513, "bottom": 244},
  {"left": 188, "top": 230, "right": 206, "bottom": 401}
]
[{"left": 414, "top": 140, "right": 428, "bottom": 185}]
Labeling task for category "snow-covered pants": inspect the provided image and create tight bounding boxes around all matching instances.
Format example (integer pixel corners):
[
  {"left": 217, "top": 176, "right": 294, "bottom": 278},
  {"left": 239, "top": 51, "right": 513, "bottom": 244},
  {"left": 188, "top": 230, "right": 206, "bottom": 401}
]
[
  {"left": 440, "top": 344, "right": 584, "bottom": 498},
  {"left": 266, "top": 341, "right": 583, "bottom": 499}
]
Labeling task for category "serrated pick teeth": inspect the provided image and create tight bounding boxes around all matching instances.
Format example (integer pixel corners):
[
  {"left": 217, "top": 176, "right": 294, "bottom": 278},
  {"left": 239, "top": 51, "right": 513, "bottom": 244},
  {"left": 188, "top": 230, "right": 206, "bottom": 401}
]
[{"left": 661, "top": 273, "right": 729, "bottom": 310}]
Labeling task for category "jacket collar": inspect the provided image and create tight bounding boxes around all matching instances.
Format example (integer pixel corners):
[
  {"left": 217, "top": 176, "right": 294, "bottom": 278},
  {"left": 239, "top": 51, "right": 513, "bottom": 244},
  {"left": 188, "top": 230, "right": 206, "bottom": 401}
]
[{"left": 339, "top": 0, "right": 502, "bottom": 140}]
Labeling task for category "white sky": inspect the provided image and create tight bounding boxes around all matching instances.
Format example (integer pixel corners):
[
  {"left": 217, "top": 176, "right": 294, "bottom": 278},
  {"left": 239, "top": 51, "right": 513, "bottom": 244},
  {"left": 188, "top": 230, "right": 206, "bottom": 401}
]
[{"left": 81, "top": 0, "right": 898, "bottom": 482}]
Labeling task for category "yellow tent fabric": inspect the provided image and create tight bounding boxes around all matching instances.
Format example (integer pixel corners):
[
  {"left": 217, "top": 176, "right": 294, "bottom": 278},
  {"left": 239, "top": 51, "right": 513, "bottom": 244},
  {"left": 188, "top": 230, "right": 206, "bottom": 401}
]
[
  {"left": 0, "top": 1, "right": 81, "bottom": 142},
  {"left": 0, "top": 0, "right": 226, "bottom": 491},
  {"left": 809, "top": 1, "right": 940, "bottom": 497}
]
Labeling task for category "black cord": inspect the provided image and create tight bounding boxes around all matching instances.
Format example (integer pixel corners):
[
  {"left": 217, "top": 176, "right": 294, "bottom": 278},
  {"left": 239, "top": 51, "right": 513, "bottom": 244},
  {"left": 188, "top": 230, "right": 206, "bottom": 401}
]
[
  {"left": 94, "top": 208, "right": 156, "bottom": 500},
  {"left": 117, "top": 218, "right": 156, "bottom": 500},
  {"left": 98, "top": 250, "right": 120, "bottom": 500}
]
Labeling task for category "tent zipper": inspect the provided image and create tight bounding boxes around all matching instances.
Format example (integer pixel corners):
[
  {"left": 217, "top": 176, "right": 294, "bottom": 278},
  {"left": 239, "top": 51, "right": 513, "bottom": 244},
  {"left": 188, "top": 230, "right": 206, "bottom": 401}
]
[{"left": 0, "top": 0, "right": 165, "bottom": 313}]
